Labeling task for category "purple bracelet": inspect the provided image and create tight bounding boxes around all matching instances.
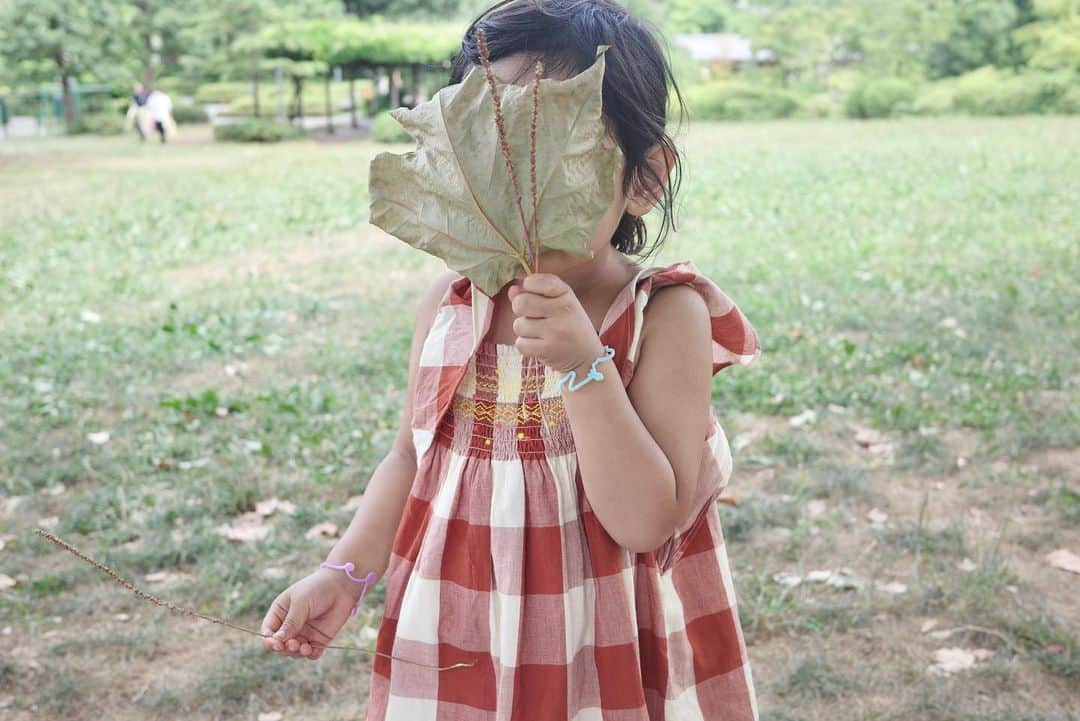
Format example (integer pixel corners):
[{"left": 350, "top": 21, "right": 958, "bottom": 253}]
[{"left": 319, "top": 561, "right": 378, "bottom": 617}]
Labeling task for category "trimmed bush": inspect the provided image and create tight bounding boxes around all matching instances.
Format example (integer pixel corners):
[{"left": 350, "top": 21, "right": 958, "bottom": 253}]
[
  {"left": 845, "top": 78, "right": 917, "bottom": 119},
  {"left": 67, "top": 112, "right": 124, "bottom": 135},
  {"left": 682, "top": 82, "right": 802, "bottom": 121},
  {"left": 214, "top": 119, "right": 305, "bottom": 143},
  {"left": 171, "top": 104, "right": 209, "bottom": 124},
  {"left": 195, "top": 82, "right": 251, "bottom": 105},
  {"left": 913, "top": 68, "right": 1080, "bottom": 116},
  {"left": 372, "top": 111, "right": 412, "bottom": 143}
]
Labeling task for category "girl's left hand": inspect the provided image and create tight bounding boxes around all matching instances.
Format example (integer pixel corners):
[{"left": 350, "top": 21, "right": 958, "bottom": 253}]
[{"left": 508, "top": 274, "right": 606, "bottom": 374}]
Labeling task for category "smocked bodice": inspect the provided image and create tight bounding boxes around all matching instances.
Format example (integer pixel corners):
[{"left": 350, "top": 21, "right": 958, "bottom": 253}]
[{"left": 433, "top": 340, "right": 577, "bottom": 459}]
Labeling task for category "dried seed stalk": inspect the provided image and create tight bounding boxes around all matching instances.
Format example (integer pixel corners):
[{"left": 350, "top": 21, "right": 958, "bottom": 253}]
[
  {"left": 476, "top": 28, "right": 534, "bottom": 273},
  {"left": 33, "top": 527, "right": 474, "bottom": 671},
  {"left": 529, "top": 60, "right": 543, "bottom": 271}
]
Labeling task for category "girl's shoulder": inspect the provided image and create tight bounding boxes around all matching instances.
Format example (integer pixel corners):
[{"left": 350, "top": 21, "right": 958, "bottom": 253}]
[{"left": 634, "top": 260, "right": 761, "bottom": 374}]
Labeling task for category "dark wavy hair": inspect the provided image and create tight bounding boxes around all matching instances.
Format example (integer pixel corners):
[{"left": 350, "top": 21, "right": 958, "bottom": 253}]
[{"left": 451, "top": 0, "right": 685, "bottom": 258}]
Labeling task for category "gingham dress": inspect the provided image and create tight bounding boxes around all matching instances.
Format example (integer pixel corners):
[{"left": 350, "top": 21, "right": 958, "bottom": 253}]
[{"left": 366, "top": 260, "right": 761, "bottom": 721}]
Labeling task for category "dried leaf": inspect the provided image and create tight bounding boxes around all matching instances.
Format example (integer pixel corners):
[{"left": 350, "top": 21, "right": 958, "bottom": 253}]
[
  {"left": 1046, "top": 548, "right": 1080, "bottom": 575},
  {"left": 927, "top": 647, "right": 993, "bottom": 676},
  {"left": 215, "top": 511, "right": 270, "bottom": 543},
  {"left": 772, "top": 572, "right": 803, "bottom": 587},
  {"left": 0, "top": 574, "right": 16, "bottom": 590},
  {"left": 867, "top": 507, "right": 889, "bottom": 526},
  {"left": 305, "top": 521, "right": 339, "bottom": 540},
  {"left": 370, "top": 48, "right": 621, "bottom": 296},
  {"left": 876, "top": 580, "right": 908, "bottom": 595},
  {"left": 255, "top": 497, "right": 296, "bottom": 517}
]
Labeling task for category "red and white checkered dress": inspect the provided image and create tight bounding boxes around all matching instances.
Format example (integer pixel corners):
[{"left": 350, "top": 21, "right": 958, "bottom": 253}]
[{"left": 366, "top": 260, "right": 761, "bottom": 721}]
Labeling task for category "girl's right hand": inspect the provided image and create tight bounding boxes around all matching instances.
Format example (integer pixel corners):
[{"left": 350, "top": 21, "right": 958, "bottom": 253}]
[{"left": 260, "top": 568, "right": 366, "bottom": 660}]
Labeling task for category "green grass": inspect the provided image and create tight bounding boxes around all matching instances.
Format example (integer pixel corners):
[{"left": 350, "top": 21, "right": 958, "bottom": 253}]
[{"left": 1, "top": 117, "right": 1077, "bottom": 720}]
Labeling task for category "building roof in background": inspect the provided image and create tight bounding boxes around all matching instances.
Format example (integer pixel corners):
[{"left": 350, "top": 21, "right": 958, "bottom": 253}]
[{"left": 674, "top": 33, "right": 773, "bottom": 64}]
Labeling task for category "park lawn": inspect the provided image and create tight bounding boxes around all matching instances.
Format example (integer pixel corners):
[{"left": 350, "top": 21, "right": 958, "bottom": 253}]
[{"left": 0, "top": 117, "right": 1077, "bottom": 720}]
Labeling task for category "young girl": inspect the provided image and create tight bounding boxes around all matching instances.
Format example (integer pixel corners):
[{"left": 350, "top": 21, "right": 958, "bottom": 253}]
[{"left": 261, "top": 2, "right": 761, "bottom": 719}]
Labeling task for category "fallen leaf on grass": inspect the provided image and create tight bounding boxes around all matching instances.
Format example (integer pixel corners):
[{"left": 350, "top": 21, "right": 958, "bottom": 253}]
[
  {"left": 826, "top": 569, "right": 865, "bottom": 590},
  {"left": 772, "top": 572, "right": 803, "bottom": 587},
  {"left": 0, "top": 574, "right": 16, "bottom": 590},
  {"left": 80, "top": 309, "right": 102, "bottom": 324},
  {"left": 853, "top": 426, "right": 895, "bottom": 458},
  {"left": 305, "top": 522, "right": 339, "bottom": 540},
  {"left": 789, "top": 409, "right": 817, "bottom": 428},
  {"left": 255, "top": 498, "right": 296, "bottom": 517},
  {"left": 876, "top": 580, "right": 908, "bottom": 594},
  {"left": 1045, "top": 548, "right": 1080, "bottom": 575},
  {"left": 854, "top": 427, "right": 883, "bottom": 447},
  {"left": 144, "top": 571, "right": 187, "bottom": 585},
  {"left": 215, "top": 512, "right": 271, "bottom": 543},
  {"left": 867, "top": 507, "right": 889, "bottom": 526},
  {"left": 957, "top": 558, "right": 977, "bottom": 572},
  {"left": 87, "top": 431, "right": 110, "bottom": 445},
  {"left": 927, "top": 647, "right": 993, "bottom": 676}
]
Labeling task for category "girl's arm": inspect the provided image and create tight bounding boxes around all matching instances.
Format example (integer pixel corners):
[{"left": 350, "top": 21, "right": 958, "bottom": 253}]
[
  {"left": 510, "top": 275, "right": 713, "bottom": 553},
  {"left": 322, "top": 271, "right": 459, "bottom": 576}
]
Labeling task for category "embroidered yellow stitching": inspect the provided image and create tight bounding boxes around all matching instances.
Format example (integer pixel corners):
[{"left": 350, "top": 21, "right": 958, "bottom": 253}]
[{"left": 450, "top": 395, "right": 566, "bottom": 426}]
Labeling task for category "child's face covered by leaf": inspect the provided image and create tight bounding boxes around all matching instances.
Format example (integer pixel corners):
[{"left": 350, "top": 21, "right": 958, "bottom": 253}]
[
  {"left": 368, "top": 44, "right": 628, "bottom": 296},
  {"left": 488, "top": 52, "right": 631, "bottom": 281}
]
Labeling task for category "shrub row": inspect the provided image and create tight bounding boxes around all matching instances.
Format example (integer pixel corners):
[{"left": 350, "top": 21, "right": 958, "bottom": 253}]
[
  {"left": 372, "top": 111, "right": 412, "bottom": 143},
  {"left": 846, "top": 68, "right": 1080, "bottom": 118},
  {"left": 681, "top": 81, "right": 803, "bottom": 121},
  {"left": 66, "top": 113, "right": 124, "bottom": 135},
  {"left": 213, "top": 119, "right": 306, "bottom": 143}
]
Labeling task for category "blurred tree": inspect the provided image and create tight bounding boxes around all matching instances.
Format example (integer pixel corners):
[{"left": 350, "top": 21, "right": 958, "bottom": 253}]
[
  {"left": 178, "top": 0, "right": 342, "bottom": 83},
  {"left": 344, "top": 0, "right": 460, "bottom": 16},
  {"left": 0, "top": 0, "right": 132, "bottom": 124},
  {"left": 668, "top": 0, "right": 731, "bottom": 34},
  {"left": 1014, "top": 0, "right": 1080, "bottom": 70},
  {"left": 926, "top": 0, "right": 1021, "bottom": 77}
]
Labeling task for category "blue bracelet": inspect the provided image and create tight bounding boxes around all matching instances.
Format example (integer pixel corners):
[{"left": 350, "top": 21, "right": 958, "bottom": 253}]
[{"left": 555, "top": 345, "right": 616, "bottom": 393}]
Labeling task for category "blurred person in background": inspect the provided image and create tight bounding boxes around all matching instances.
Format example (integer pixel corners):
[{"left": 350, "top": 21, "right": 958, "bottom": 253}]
[
  {"left": 124, "top": 82, "right": 151, "bottom": 141},
  {"left": 145, "top": 87, "right": 176, "bottom": 143}
]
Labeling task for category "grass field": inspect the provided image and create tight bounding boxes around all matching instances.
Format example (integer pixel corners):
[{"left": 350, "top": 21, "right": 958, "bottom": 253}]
[{"left": 1, "top": 118, "right": 1077, "bottom": 721}]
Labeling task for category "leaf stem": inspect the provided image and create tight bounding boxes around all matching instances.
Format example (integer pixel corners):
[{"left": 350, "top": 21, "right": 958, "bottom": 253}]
[{"left": 476, "top": 28, "right": 534, "bottom": 274}]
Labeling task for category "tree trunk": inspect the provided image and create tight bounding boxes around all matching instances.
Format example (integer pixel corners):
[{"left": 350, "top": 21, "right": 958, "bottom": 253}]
[
  {"left": 252, "top": 73, "right": 261, "bottom": 118},
  {"left": 390, "top": 66, "right": 400, "bottom": 109},
  {"left": 137, "top": 2, "right": 155, "bottom": 87},
  {"left": 55, "top": 51, "right": 75, "bottom": 126},
  {"left": 324, "top": 74, "right": 334, "bottom": 134},
  {"left": 61, "top": 75, "right": 75, "bottom": 126},
  {"left": 349, "top": 72, "right": 358, "bottom": 129},
  {"left": 292, "top": 77, "right": 304, "bottom": 123}
]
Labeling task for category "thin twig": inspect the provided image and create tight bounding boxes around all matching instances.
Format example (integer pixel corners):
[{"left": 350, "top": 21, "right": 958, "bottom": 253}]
[
  {"left": 529, "top": 60, "right": 543, "bottom": 271},
  {"left": 33, "top": 527, "right": 474, "bottom": 671},
  {"left": 476, "top": 29, "right": 533, "bottom": 272}
]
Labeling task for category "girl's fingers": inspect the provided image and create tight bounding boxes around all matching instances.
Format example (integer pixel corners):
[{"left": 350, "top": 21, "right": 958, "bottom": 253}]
[
  {"left": 511, "top": 291, "right": 562, "bottom": 319},
  {"left": 521, "top": 273, "right": 569, "bottom": 298},
  {"left": 512, "top": 316, "right": 543, "bottom": 339}
]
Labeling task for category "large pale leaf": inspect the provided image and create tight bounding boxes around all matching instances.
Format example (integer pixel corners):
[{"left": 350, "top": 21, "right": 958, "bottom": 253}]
[{"left": 369, "top": 48, "right": 622, "bottom": 297}]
